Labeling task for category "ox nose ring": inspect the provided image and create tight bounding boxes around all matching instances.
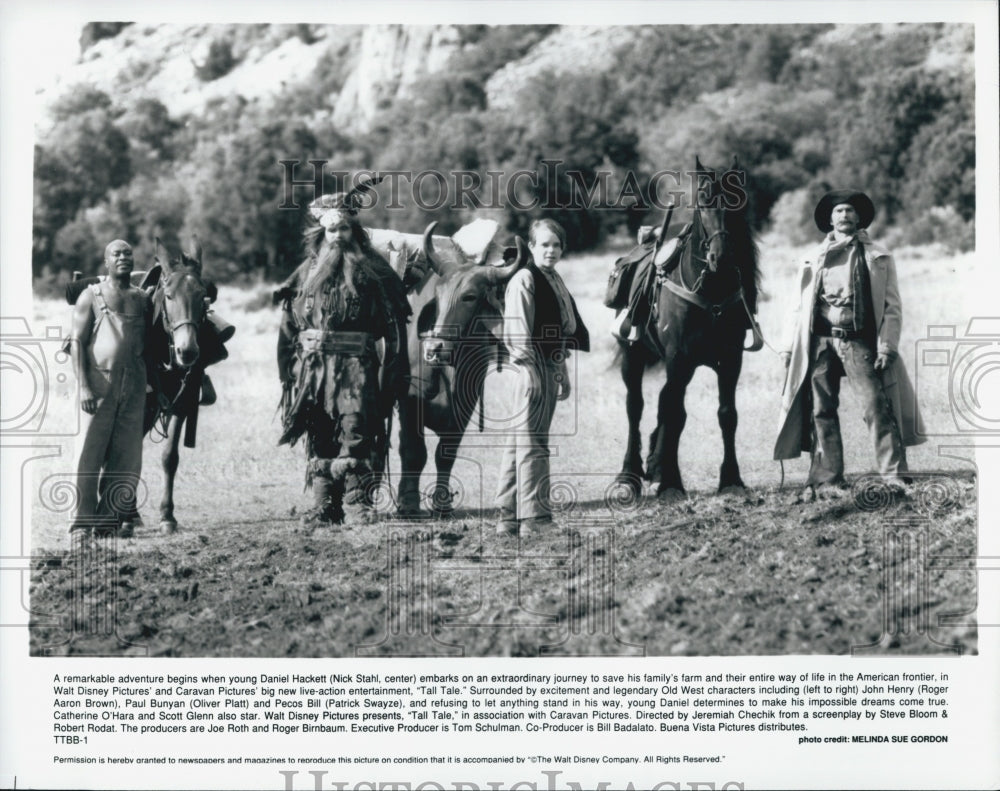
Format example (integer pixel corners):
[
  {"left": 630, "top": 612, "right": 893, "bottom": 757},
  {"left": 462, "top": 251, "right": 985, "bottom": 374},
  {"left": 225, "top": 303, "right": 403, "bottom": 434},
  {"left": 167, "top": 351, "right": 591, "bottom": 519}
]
[{"left": 423, "top": 341, "right": 442, "bottom": 363}]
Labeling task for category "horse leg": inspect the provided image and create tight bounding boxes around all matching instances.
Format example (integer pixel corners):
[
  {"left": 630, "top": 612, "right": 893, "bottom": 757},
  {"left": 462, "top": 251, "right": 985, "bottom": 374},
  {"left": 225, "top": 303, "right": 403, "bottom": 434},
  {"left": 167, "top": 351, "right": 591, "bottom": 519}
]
[
  {"left": 431, "top": 438, "right": 459, "bottom": 517},
  {"left": 159, "top": 413, "right": 184, "bottom": 533},
  {"left": 654, "top": 358, "right": 695, "bottom": 500},
  {"left": 615, "top": 343, "right": 646, "bottom": 494},
  {"left": 396, "top": 395, "right": 426, "bottom": 517},
  {"left": 716, "top": 352, "right": 746, "bottom": 493}
]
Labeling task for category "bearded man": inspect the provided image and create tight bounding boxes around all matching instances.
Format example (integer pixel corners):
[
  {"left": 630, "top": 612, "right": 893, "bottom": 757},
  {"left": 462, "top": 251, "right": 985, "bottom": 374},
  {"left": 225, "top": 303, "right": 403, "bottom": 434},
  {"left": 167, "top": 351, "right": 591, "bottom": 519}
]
[
  {"left": 275, "top": 178, "right": 410, "bottom": 526},
  {"left": 774, "top": 189, "right": 924, "bottom": 498}
]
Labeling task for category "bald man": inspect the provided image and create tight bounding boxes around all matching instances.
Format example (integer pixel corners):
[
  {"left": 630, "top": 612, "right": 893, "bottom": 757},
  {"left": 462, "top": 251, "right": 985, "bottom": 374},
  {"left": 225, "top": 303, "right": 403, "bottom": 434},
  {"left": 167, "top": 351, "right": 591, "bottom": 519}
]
[{"left": 69, "top": 240, "right": 151, "bottom": 538}]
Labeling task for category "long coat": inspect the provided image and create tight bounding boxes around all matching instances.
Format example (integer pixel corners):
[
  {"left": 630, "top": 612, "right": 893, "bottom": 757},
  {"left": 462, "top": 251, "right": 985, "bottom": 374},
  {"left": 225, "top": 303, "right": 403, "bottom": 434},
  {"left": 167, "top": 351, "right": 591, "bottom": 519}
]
[{"left": 773, "top": 236, "right": 925, "bottom": 460}]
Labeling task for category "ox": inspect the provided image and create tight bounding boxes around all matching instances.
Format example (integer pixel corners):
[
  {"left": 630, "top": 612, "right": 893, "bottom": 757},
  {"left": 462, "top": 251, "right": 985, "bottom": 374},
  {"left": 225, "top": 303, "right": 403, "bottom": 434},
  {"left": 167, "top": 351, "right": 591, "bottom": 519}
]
[{"left": 369, "top": 220, "right": 524, "bottom": 516}]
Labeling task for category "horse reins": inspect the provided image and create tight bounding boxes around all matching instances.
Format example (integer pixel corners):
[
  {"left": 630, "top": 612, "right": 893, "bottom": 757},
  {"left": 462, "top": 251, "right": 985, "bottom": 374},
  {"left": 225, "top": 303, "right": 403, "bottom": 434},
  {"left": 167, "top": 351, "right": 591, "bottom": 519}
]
[
  {"left": 149, "top": 273, "right": 205, "bottom": 440},
  {"left": 149, "top": 366, "right": 193, "bottom": 442}
]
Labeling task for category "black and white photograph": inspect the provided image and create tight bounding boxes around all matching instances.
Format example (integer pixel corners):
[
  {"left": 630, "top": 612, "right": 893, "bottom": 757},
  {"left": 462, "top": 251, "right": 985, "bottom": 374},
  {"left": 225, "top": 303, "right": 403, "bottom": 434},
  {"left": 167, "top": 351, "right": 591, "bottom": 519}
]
[{"left": 2, "top": 1, "right": 998, "bottom": 789}]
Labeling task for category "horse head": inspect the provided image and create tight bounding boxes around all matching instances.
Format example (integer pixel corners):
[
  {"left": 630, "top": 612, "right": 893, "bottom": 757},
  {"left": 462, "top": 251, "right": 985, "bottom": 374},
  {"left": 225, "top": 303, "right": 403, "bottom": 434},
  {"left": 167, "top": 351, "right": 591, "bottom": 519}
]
[
  {"left": 693, "top": 155, "right": 740, "bottom": 273},
  {"left": 153, "top": 237, "right": 210, "bottom": 369},
  {"left": 656, "top": 155, "right": 758, "bottom": 317},
  {"left": 420, "top": 222, "right": 525, "bottom": 366}
]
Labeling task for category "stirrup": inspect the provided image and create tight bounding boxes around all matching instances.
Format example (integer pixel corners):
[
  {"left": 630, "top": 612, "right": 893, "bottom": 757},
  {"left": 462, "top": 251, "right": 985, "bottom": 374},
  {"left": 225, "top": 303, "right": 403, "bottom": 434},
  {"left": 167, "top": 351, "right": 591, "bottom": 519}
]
[{"left": 610, "top": 309, "right": 641, "bottom": 342}]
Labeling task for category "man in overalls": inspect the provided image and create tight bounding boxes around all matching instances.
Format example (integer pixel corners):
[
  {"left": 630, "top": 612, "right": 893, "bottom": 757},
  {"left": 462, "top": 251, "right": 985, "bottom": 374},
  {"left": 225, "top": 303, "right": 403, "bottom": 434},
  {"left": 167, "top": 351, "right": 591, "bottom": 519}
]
[{"left": 69, "top": 239, "right": 151, "bottom": 537}]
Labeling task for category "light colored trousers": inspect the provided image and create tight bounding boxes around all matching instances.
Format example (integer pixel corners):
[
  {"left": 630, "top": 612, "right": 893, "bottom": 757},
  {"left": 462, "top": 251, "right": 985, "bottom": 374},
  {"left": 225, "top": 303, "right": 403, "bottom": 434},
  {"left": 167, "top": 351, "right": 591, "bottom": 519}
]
[
  {"left": 808, "top": 336, "right": 906, "bottom": 485},
  {"left": 495, "top": 362, "right": 559, "bottom": 521}
]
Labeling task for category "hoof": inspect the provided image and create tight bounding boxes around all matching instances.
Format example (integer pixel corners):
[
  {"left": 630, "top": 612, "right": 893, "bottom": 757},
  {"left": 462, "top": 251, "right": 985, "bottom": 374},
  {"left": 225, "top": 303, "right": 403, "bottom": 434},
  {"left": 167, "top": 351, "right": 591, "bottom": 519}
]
[
  {"left": 160, "top": 520, "right": 178, "bottom": 534},
  {"left": 656, "top": 487, "right": 686, "bottom": 504},
  {"left": 718, "top": 484, "right": 747, "bottom": 496},
  {"left": 614, "top": 472, "right": 644, "bottom": 495},
  {"left": 495, "top": 520, "right": 518, "bottom": 537},
  {"left": 797, "top": 486, "right": 816, "bottom": 504},
  {"left": 815, "top": 480, "right": 850, "bottom": 500}
]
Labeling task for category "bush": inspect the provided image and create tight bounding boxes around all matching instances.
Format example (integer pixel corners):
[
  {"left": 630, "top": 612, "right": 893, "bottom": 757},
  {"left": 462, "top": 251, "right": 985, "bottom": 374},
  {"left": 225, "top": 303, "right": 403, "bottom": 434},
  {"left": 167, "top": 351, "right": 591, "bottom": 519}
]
[
  {"left": 79, "top": 23, "right": 130, "bottom": 53},
  {"left": 885, "top": 206, "right": 975, "bottom": 254},
  {"left": 767, "top": 187, "right": 820, "bottom": 246},
  {"left": 195, "top": 38, "right": 238, "bottom": 82}
]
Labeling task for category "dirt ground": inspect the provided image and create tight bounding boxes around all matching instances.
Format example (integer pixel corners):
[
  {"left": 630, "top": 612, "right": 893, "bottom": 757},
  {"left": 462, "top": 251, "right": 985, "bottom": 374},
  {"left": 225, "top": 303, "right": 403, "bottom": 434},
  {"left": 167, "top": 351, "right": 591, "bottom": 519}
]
[{"left": 28, "top": 471, "right": 977, "bottom": 657}]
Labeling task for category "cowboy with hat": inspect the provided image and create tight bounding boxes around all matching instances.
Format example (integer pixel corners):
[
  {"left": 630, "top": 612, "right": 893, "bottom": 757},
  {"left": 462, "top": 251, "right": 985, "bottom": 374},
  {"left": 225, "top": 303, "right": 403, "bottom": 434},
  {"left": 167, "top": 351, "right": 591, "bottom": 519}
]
[
  {"left": 274, "top": 175, "right": 410, "bottom": 526},
  {"left": 773, "top": 189, "right": 924, "bottom": 497}
]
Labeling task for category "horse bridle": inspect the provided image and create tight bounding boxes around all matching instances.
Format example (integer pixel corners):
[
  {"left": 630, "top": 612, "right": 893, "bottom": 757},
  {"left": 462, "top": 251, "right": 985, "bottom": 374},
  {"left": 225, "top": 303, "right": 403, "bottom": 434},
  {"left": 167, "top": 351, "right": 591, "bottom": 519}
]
[
  {"left": 156, "top": 273, "right": 207, "bottom": 368},
  {"left": 160, "top": 274, "right": 206, "bottom": 331},
  {"left": 677, "top": 210, "right": 728, "bottom": 294},
  {"left": 656, "top": 208, "right": 765, "bottom": 351}
]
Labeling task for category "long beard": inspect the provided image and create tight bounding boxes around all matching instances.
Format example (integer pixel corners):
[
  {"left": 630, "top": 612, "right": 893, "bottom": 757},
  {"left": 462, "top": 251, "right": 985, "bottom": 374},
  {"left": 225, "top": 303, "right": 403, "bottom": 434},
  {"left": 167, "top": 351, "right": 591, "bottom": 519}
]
[{"left": 306, "top": 238, "right": 362, "bottom": 297}]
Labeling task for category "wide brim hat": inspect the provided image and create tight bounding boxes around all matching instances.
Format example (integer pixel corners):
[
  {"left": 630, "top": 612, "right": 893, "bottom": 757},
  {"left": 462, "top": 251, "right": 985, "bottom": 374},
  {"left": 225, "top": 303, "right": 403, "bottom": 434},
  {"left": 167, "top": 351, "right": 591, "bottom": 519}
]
[{"left": 814, "top": 189, "right": 876, "bottom": 233}]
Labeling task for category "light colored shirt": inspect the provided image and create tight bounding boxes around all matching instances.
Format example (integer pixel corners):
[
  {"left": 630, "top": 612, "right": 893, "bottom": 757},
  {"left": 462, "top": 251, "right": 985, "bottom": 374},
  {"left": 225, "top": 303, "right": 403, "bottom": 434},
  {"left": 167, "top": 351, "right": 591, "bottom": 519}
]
[
  {"left": 816, "top": 244, "right": 856, "bottom": 328},
  {"left": 503, "top": 268, "right": 537, "bottom": 366}
]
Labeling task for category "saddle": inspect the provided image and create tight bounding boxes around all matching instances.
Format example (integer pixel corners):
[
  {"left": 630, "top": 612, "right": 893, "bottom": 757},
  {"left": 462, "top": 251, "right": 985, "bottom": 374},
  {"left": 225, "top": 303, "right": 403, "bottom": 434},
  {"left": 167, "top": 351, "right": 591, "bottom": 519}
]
[{"left": 608, "top": 225, "right": 691, "bottom": 342}]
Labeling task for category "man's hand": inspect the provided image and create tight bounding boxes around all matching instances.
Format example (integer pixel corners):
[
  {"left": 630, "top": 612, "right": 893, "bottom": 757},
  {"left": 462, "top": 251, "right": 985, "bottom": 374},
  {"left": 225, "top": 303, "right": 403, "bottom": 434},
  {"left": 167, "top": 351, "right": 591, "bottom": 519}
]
[
  {"left": 874, "top": 350, "right": 897, "bottom": 372},
  {"left": 522, "top": 366, "right": 543, "bottom": 401},
  {"left": 555, "top": 373, "right": 572, "bottom": 401},
  {"left": 780, "top": 351, "right": 791, "bottom": 369},
  {"left": 554, "top": 360, "right": 571, "bottom": 401},
  {"left": 80, "top": 386, "right": 99, "bottom": 415}
]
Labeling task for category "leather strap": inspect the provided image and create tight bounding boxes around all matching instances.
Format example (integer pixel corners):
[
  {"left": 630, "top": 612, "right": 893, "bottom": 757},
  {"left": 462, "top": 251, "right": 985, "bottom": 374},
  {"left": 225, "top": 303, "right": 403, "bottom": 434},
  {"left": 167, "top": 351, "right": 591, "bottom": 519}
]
[{"left": 662, "top": 277, "right": 745, "bottom": 316}]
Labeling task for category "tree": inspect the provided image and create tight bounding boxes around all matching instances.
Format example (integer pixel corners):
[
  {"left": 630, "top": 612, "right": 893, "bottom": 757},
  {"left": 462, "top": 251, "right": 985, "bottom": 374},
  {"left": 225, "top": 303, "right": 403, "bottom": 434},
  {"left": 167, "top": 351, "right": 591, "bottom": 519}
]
[
  {"left": 33, "top": 95, "right": 132, "bottom": 276},
  {"left": 195, "top": 38, "right": 238, "bottom": 82},
  {"left": 117, "top": 98, "right": 181, "bottom": 160}
]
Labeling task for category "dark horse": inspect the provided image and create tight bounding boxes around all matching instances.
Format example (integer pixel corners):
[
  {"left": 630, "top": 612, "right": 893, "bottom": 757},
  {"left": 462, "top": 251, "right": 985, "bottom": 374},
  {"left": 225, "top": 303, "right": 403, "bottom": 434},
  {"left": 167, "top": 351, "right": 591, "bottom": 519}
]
[
  {"left": 616, "top": 157, "right": 760, "bottom": 500},
  {"left": 143, "top": 237, "right": 232, "bottom": 532}
]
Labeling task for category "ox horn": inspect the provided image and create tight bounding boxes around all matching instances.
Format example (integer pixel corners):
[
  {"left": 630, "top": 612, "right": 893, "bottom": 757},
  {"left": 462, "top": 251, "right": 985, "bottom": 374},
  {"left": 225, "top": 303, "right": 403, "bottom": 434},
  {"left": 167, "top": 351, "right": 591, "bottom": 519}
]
[
  {"left": 345, "top": 173, "right": 386, "bottom": 212},
  {"left": 422, "top": 222, "right": 448, "bottom": 276},
  {"left": 488, "top": 236, "right": 526, "bottom": 284}
]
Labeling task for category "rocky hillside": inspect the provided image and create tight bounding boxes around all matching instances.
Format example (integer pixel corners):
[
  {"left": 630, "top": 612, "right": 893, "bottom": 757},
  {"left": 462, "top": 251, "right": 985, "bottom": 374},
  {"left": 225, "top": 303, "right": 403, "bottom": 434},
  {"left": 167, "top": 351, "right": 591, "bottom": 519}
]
[{"left": 38, "top": 23, "right": 545, "bottom": 134}]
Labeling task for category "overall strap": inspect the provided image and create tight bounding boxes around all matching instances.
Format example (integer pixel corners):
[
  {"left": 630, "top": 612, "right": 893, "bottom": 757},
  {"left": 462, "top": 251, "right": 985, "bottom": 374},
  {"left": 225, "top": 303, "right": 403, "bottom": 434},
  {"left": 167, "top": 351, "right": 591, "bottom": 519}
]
[{"left": 89, "top": 282, "right": 109, "bottom": 331}]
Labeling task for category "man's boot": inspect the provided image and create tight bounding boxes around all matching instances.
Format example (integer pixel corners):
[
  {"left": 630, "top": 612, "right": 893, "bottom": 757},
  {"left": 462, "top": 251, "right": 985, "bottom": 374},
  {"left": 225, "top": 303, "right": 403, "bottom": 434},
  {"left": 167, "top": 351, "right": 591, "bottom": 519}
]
[
  {"left": 302, "top": 469, "right": 336, "bottom": 527},
  {"left": 341, "top": 465, "right": 376, "bottom": 526}
]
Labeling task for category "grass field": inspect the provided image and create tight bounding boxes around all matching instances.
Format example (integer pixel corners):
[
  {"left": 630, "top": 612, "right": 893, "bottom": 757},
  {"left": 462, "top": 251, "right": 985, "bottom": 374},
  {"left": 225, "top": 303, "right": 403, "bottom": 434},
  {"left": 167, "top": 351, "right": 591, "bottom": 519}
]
[{"left": 26, "top": 236, "right": 983, "bottom": 656}]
